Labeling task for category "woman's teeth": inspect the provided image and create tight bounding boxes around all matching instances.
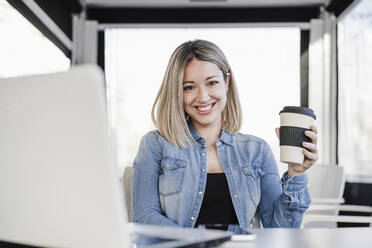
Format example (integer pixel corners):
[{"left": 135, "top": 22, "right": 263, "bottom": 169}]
[{"left": 197, "top": 104, "right": 213, "bottom": 111}]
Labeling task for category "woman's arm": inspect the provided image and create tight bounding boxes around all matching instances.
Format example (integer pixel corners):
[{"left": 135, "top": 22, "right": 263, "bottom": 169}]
[
  {"left": 130, "top": 132, "right": 179, "bottom": 227},
  {"left": 257, "top": 141, "right": 311, "bottom": 228}
]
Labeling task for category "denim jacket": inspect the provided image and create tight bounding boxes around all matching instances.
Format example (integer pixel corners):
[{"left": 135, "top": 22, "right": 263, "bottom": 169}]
[{"left": 131, "top": 124, "right": 311, "bottom": 233}]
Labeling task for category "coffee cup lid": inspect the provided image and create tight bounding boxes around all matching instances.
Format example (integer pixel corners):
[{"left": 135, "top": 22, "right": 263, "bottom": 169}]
[{"left": 279, "top": 106, "right": 316, "bottom": 119}]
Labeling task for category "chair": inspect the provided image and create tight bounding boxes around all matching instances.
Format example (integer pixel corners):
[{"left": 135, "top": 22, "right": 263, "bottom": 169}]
[
  {"left": 121, "top": 166, "right": 133, "bottom": 218},
  {"left": 250, "top": 211, "right": 261, "bottom": 229},
  {"left": 302, "top": 165, "right": 372, "bottom": 228},
  {"left": 306, "top": 164, "right": 345, "bottom": 205}
]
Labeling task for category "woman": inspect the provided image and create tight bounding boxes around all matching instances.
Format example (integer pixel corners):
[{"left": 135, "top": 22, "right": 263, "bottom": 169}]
[{"left": 131, "top": 39, "right": 318, "bottom": 233}]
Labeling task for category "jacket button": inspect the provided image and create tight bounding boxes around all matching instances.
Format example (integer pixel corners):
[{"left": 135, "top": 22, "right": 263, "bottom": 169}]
[
  {"left": 201, "top": 169, "right": 206, "bottom": 172},
  {"left": 216, "top": 141, "right": 222, "bottom": 146},
  {"left": 199, "top": 191, "right": 203, "bottom": 195},
  {"left": 201, "top": 152, "right": 206, "bottom": 156},
  {"left": 190, "top": 216, "right": 195, "bottom": 220},
  {"left": 234, "top": 194, "right": 238, "bottom": 198}
]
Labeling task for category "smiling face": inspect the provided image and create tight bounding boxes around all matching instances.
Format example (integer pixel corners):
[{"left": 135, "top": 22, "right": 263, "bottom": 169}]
[{"left": 183, "top": 59, "right": 230, "bottom": 131}]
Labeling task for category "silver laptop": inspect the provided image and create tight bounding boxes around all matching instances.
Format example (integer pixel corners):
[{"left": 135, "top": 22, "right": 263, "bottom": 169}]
[{"left": 0, "top": 65, "right": 232, "bottom": 248}]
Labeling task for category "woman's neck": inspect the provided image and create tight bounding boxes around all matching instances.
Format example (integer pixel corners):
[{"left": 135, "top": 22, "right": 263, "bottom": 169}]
[{"left": 192, "top": 121, "right": 222, "bottom": 146}]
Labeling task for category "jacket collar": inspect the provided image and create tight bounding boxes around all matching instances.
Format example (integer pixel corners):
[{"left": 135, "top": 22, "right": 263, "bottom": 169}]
[{"left": 187, "top": 121, "right": 233, "bottom": 146}]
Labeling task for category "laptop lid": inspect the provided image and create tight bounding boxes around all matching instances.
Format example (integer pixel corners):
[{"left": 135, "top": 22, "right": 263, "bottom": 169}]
[
  {"left": 0, "top": 65, "right": 233, "bottom": 248},
  {"left": 0, "top": 65, "right": 130, "bottom": 248}
]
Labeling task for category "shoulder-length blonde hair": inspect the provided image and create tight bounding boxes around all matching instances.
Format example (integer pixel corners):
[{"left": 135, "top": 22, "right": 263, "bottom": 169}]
[{"left": 152, "top": 39, "right": 242, "bottom": 147}]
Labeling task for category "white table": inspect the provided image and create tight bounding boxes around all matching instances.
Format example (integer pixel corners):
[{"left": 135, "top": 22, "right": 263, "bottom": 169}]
[{"left": 219, "top": 228, "right": 372, "bottom": 248}]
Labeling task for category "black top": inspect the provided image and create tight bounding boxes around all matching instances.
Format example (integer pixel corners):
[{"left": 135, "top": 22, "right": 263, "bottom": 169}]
[{"left": 195, "top": 173, "right": 239, "bottom": 230}]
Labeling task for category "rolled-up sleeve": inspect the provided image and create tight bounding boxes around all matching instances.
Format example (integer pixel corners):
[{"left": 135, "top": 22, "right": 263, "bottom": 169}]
[{"left": 258, "top": 141, "right": 311, "bottom": 228}]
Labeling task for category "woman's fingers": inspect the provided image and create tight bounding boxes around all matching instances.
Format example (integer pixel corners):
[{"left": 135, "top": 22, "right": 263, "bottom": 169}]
[
  {"left": 303, "top": 148, "right": 318, "bottom": 163},
  {"left": 302, "top": 142, "right": 317, "bottom": 153},
  {"left": 275, "top": 128, "right": 280, "bottom": 139},
  {"left": 303, "top": 125, "right": 319, "bottom": 167},
  {"left": 305, "top": 130, "right": 318, "bottom": 144},
  {"left": 310, "top": 124, "right": 318, "bottom": 134}
]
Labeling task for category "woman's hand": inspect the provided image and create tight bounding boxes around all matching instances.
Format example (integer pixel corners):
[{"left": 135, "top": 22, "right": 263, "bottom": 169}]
[{"left": 275, "top": 125, "right": 319, "bottom": 177}]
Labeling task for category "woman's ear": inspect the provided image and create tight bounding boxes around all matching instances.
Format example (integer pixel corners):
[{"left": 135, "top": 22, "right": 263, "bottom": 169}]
[{"left": 225, "top": 73, "right": 231, "bottom": 92}]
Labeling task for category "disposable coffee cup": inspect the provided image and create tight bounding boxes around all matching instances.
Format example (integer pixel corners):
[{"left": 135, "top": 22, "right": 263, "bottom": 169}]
[{"left": 279, "top": 106, "right": 316, "bottom": 164}]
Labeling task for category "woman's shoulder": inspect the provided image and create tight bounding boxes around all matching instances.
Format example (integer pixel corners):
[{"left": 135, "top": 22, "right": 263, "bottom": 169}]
[
  {"left": 231, "top": 133, "right": 274, "bottom": 164},
  {"left": 233, "top": 132, "right": 268, "bottom": 146},
  {"left": 137, "top": 130, "right": 167, "bottom": 159},
  {"left": 141, "top": 129, "right": 178, "bottom": 149},
  {"left": 139, "top": 130, "right": 187, "bottom": 159},
  {"left": 141, "top": 130, "right": 165, "bottom": 144}
]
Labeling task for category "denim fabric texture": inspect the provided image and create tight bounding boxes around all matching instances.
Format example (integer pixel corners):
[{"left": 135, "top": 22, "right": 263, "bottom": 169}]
[{"left": 131, "top": 123, "right": 311, "bottom": 233}]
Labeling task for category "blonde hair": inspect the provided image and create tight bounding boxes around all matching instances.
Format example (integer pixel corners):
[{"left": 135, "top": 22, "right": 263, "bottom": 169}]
[{"left": 151, "top": 39, "right": 242, "bottom": 147}]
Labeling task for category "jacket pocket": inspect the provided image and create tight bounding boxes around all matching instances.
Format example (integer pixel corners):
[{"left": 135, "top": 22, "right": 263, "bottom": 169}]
[
  {"left": 159, "top": 157, "right": 188, "bottom": 196},
  {"left": 241, "top": 163, "right": 261, "bottom": 206}
]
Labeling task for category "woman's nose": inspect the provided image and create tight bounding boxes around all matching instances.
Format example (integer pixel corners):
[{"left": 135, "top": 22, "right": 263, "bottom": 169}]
[{"left": 197, "top": 87, "right": 210, "bottom": 102}]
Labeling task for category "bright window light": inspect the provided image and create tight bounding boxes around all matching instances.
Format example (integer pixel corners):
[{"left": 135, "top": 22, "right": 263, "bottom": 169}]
[
  {"left": 338, "top": 0, "right": 372, "bottom": 175},
  {"left": 0, "top": 0, "right": 70, "bottom": 78}
]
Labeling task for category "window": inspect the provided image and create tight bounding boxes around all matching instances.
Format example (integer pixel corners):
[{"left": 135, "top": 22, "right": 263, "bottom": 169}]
[
  {"left": 338, "top": 0, "right": 372, "bottom": 175},
  {"left": 0, "top": 0, "right": 70, "bottom": 78},
  {"left": 105, "top": 27, "right": 300, "bottom": 175}
]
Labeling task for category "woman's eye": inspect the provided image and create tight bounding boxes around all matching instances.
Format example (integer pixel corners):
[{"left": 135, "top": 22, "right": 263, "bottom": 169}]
[
  {"left": 183, "top": 85, "right": 194, "bottom": 91},
  {"left": 209, "top": 81, "right": 218, "bottom": 86}
]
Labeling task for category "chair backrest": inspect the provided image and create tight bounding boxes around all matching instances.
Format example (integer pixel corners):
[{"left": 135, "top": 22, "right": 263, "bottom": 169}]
[
  {"left": 306, "top": 165, "right": 345, "bottom": 203},
  {"left": 304, "top": 165, "right": 345, "bottom": 228},
  {"left": 122, "top": 166, "right": 134, "bottom": 218},
  {"left": 250, "top": 211, "right": 261, "bottom": 228}
]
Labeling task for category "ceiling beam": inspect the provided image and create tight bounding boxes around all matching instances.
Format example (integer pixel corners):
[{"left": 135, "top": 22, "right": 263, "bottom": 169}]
[
  {"left": 8, "top": 0, "right": 358, "bottom": 58},
  {"left": 326, "top": 0, "right": 357, "bottom": 16},
  {"left": 87, "top": 7, "right": 321, "bottom": 23}
]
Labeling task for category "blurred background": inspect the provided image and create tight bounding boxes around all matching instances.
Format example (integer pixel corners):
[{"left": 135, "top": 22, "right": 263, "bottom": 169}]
[{"left": 2, "top": 0, "right": 372, "bottom": 228}]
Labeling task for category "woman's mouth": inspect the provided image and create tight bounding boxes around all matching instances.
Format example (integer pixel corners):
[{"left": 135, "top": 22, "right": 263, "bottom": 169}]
[{"left": 194, "top": 103, "right": 216, "bottom": 115}]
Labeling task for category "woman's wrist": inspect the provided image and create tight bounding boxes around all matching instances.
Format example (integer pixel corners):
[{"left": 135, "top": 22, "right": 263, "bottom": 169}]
[{"left": 287, "top": 164, "right": 305, "bottom": 177}]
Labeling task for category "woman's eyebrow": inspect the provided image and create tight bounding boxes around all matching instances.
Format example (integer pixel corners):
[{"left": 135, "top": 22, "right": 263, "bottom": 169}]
[
  {"left": 183, "top": 75, "right": 219, "bottom": 84},
  {"left": 205, "top": 75, "right": 218, "bottom": 80}
]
